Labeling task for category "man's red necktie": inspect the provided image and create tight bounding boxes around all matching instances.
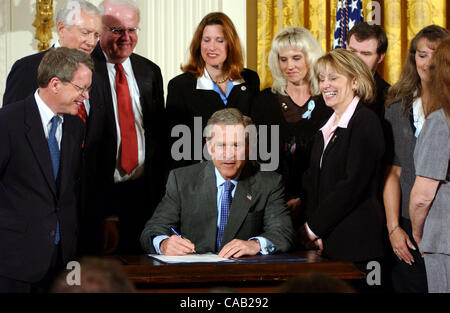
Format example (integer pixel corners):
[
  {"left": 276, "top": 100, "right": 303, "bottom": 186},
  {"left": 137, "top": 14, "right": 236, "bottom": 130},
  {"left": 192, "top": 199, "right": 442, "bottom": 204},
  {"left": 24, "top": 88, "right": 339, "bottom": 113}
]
[
  {"left": 115, "top": 63, "right": 138, "bottom": 174},
  {"left": 77, "top": 102, "right": 87, "bottom": 124}
]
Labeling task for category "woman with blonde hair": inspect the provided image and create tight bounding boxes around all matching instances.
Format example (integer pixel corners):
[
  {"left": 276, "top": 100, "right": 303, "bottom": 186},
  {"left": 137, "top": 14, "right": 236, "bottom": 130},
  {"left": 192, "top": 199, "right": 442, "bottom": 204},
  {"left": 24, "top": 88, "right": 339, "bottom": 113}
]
[
  {"left": 251, "top": 27, "right": 332, "bottom": 230},
  {"left": 166, "top": 12, "right": 260, "bottom": 168},
  {"left": 409, "top": 37, "right": 450, "bottom": 293},
  {"left": 301, "top": 49, "right": 386, "bottom": 268},
  {"left": 383, "top": 25, "right": 449, "bottom": 292}
]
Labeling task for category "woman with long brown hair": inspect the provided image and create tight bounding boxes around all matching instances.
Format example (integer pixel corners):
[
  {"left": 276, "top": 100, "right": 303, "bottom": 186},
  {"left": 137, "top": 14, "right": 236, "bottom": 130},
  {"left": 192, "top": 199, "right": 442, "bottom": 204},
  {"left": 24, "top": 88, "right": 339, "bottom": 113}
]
[
  {"left": 409, "top": 37, "right": 450, "bottom": 293},
  {"left": 383, "top": 25, "right": 449, "bottom": 293}
]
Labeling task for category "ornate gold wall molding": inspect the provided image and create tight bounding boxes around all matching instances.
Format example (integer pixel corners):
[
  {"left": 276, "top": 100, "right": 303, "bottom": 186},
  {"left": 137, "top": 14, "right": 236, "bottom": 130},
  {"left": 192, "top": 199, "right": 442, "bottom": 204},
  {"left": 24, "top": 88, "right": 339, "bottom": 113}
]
[{"left": 33, "top": 0, "right": 54, "bottom": 52}]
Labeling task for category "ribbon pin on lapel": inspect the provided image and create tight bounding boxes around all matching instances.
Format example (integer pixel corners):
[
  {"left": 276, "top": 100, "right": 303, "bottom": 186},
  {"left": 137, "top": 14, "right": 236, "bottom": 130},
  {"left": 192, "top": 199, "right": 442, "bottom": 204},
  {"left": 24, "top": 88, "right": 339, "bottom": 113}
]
[
  {"left": 302, "top": 99, "right": 316, "bottom": 120},
  {"left": 246, "top": 193, "right": 252, "bottom": 201}
]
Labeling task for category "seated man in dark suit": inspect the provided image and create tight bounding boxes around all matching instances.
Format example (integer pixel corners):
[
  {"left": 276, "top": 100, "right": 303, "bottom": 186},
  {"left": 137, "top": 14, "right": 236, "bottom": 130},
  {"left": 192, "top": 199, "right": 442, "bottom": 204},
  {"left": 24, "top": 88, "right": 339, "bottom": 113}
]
[
  {"left": 140, "top": 108, "right": 296, "bottom": 258},
  {"left": 0, "top": 47, "right": 91, "bottom": 292}
]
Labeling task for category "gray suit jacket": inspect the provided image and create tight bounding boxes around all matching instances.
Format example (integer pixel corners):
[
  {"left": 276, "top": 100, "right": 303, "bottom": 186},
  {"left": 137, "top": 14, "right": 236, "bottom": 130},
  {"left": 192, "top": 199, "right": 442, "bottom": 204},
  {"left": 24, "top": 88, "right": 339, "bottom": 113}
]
[{"left": 140, "top": 161, "right": 296, "bottom": 254}]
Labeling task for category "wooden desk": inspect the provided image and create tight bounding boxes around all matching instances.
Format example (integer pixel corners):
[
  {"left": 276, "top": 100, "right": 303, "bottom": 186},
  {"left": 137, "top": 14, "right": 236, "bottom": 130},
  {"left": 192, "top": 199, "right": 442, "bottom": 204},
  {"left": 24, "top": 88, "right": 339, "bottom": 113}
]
[{"left": 117, "top": 250, "right": 364, "bottom": 293}]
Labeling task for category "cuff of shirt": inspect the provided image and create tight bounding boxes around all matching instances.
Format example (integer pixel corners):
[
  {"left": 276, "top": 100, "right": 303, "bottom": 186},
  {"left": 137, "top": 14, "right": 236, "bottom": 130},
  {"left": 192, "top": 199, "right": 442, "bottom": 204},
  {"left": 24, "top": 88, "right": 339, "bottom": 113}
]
[
  {"left": 153, "top": 235, "right": 170, "bottom": 254},
  {"left": 249, "top": 236, "right": 275, "bottom": 255},
  {"left": 305, "top": 223, "right": 319, "bottom": 240}
]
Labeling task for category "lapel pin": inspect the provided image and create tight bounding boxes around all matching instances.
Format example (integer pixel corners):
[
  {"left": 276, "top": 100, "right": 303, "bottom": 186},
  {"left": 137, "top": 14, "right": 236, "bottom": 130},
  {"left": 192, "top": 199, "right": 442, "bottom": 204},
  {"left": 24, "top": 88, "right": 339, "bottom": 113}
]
[
  {"left": 241, "top": 86, "right": 247, "bottom": 91},
  {"left": 332, "top": 134, "right": 337, "bottom": 143},
  {"left": 246, "top": 193, "right": 252, "bottom": 200}
]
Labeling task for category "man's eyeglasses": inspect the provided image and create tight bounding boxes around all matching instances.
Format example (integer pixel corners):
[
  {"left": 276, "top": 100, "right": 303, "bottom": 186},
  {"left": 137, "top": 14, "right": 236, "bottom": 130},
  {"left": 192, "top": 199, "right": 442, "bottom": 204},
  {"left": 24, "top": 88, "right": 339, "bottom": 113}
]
[
  {"left": 107, "top": 26, "right": 139, "bottom": 36},
  {"left": 69, "top": 82, "right": 92, "bottom": 95}
]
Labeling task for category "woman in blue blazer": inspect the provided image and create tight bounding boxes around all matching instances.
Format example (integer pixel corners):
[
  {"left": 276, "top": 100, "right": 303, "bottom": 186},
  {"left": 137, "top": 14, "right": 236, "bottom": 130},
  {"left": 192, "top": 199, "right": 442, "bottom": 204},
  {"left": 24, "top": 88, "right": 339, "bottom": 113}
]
[{"left": 301, "top": 49, "right": 386, "bottom": 266}]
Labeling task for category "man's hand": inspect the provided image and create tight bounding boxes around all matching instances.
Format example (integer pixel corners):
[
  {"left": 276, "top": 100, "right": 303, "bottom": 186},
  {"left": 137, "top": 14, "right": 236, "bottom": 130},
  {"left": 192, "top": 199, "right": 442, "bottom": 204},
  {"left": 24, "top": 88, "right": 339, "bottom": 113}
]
[
  {"left": 218, "top": 239, "right": 260, "bottom": 259},
  {"left": 160, "top": 235, "right": 195, "bottom": 255},
  {"left": 103, "top": 220, "right": 119, "bottom": 254}
]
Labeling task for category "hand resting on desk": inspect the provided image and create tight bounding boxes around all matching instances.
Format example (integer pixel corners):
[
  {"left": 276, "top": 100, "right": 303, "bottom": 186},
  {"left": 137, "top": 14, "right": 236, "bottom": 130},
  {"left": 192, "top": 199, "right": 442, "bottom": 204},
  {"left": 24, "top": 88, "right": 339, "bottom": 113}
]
[{"left": 218, "top": 239, "right": 261, "bottom": 259}]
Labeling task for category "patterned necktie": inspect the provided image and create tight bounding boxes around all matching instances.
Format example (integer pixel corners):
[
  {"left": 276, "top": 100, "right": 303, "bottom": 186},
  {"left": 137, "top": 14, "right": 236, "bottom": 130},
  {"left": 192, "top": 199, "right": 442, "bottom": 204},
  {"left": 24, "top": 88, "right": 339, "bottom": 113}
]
[
  {"left": 77, "top": 102, "right": 87, "bottom": 124},
  {"left": 115, "top": 63, "right": 138, "bottom": 174},
  {"left": 48, "top": 115, "right": 60, "bottom": 245},
  {"left": 217, "top": 181, "right": 235, "bottom": 250}
]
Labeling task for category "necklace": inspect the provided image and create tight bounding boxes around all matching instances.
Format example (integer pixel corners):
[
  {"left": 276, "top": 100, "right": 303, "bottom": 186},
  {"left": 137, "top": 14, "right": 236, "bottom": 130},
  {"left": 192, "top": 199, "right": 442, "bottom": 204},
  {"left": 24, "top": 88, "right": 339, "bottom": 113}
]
[{"left": 213, "top": 76, "right": 229, "bottom": 84}]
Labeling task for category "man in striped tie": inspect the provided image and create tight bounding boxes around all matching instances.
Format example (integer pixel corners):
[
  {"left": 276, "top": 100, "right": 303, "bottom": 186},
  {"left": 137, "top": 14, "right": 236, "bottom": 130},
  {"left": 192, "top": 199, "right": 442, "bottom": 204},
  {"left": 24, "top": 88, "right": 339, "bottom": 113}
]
[{"left": 141, "top": 108, "right": 296, "bottom": 258}]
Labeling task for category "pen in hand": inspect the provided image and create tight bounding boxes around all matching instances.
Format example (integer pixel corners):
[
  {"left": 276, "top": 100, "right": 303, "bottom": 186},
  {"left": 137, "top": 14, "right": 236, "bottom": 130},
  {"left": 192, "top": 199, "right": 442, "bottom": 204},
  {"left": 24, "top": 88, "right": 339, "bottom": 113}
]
[{"left": 170, "top": 226, "right": 196, "bottom": 253}]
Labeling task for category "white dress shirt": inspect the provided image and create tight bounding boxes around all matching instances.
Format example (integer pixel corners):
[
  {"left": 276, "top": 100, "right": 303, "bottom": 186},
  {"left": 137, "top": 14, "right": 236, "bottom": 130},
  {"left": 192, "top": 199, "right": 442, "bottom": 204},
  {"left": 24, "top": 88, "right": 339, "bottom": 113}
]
[{"left": 35, "top": 90, "right": 63, "bottom": 148}]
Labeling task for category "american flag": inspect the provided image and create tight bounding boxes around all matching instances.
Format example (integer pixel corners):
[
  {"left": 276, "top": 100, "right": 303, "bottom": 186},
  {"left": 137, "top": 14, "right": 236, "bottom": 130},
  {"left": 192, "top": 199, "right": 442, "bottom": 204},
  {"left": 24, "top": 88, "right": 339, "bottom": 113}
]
[{"left": 333, "top": 0, "right": 364, "bottom": 49}]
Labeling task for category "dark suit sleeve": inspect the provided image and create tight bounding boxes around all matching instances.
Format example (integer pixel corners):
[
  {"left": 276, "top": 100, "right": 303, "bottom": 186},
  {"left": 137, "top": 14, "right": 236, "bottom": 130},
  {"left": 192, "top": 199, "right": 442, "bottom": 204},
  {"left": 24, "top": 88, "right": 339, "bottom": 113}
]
[
  {"left": 259, "top": 174, "right": 296, "bottom": 253},
  {"left": 308, "top": 112, "right": 385, "bottom": 237},
  {"left": 3, "top": 60, "right": 37, "bottom": 106},
  {"left": 166, "top": 76, "right": 189, "bottom": 130},
  {"left": 0, "top": 112, "right": 11, "bottom": 174},
  {"left": 246, "top": 69, "right": 260, "bottom": 94},
  {"left": 140, "top": 170, "right": 182, "bottom": 253}
]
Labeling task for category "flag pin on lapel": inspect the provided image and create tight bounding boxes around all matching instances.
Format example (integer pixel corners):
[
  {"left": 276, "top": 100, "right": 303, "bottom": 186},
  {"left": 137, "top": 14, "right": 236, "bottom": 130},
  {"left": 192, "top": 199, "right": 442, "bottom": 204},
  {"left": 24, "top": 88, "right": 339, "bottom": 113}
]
[{"left": 246, "top": 193, "right": 252, "bottom": 200}]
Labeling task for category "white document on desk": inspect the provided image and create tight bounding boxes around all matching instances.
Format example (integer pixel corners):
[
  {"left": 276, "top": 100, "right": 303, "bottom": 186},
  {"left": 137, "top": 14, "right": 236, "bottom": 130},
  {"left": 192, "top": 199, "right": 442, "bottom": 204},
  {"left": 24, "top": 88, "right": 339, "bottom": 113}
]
[{"left": 148, "top": 253, "right": 235, "bottom": 264}]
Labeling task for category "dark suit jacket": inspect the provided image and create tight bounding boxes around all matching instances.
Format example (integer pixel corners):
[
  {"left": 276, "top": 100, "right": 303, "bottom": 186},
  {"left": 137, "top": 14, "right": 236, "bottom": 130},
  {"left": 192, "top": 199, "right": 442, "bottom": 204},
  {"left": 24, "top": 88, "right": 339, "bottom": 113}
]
[
  {"left": 3, "top": 51, "right": 47, "bottom": 106},
  {"left": 0, "top": 95, "right": 84, "bottom": 282},
  {"left": 371, "top": 72, "right": 390, "bottom": 119},
  {"left": 303, "top": 101, "right": 386, "bottom": 262},
  {"left": 140, "top": 161, "right": 296, "bottom": 254},
  {"left": 90, "top": 44, "right": 166, "bottom": 215},
  {"left": 166, "top": 70, "right": 260, "bottom": 168},
  {"left": 2, "top": 48, "right": 109, "bottom": 253}
]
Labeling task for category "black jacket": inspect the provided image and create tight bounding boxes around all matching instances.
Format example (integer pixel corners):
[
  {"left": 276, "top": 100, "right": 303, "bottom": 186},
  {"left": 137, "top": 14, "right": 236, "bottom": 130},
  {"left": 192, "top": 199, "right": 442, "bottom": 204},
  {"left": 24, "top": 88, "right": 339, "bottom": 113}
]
[{"left": 304, "top": 101, "right": 386, "bottom": 262}]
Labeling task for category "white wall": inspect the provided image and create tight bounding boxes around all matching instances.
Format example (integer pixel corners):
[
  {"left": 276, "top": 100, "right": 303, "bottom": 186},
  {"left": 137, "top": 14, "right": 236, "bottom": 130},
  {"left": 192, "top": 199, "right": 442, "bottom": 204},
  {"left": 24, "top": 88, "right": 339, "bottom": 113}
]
[{"left": 0, "top": 0, "right": 247, "bottom": 106}]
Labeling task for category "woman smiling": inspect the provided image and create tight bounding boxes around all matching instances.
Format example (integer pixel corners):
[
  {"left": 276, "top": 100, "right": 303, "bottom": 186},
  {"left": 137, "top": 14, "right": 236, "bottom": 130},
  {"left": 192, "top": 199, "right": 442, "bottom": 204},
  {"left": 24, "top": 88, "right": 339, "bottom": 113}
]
[
  {"left": 301, "top": 49, "right": 386, "bottom": 270},
  {"left": 166, "top": 12, "right": 260, "bottom": 169},
  {"left": 251, "top": 27, "right": 332, "bottom": 231}
]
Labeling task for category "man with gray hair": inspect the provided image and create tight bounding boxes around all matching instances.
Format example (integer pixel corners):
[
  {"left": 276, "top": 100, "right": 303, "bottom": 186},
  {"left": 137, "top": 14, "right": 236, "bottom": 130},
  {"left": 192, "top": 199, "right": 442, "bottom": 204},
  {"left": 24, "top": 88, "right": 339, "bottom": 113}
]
[
  {"left": 3, "top": 0, "right": 111, "bottom": 256},
  {"left": 140, "top": 108, "right": 295, "bottom": 258},
  {"left": 3, "top": 0, "right": 102, "bottom": 105},
  {"left": 92, "top": 0, "right": 166, "bottom": 254},
  {"left": 0, "top": 47, "right": 91, "bottom": 292}
]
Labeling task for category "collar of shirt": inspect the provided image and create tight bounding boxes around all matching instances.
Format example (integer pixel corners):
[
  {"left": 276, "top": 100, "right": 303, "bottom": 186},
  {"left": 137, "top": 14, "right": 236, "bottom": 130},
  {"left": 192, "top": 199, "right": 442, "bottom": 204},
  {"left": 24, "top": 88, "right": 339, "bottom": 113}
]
[
  {"left": 412, "top": 96, "right": 424, "bottom": 137},
  {"left": 320, "top": 96, "right": 360, "bottom": 145},
  {"left": 54, "top": 41, "right": 61, "bottom": 48},
  {"left": 105, "top": 53, "right": 133, "bottom": 77},
  {"left": 34, "top": 90, "right": 64, "bottom": 144},
  {"left": 196, "top": 69, "right": 244, "bottom": 90},
  {"left": 215, "top": 167, "right": 239, "bottom": 192}
]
